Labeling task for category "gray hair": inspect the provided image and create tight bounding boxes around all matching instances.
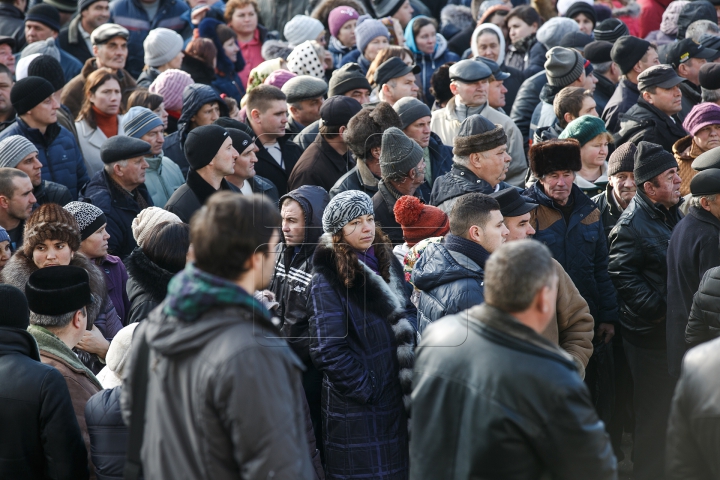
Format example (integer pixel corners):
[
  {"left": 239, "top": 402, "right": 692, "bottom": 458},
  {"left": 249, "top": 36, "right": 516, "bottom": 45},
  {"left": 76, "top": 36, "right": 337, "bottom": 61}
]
[
  {"left": 484, "top": 240, "right": 557, "bottom": 312},
  {"left": 702, "top": 87, "right": 720, "bottom": 103},
  {"left": 453, "top": 154, "right": 471, "bottom": 167},
  {"left": 30, "top": 308, "right": 84, "bottom": 328},
  {"left": 686, "top": 20, "right": 719, "bottom": 42},
  {"left": 592, "top": 61, "right": 612, "bottom": 75},
  {"left": 104, "top": 159, "right": 129, "bottom": 174},
  {"left": 689, "top": 194, "right": 718, "bottom": 209}
]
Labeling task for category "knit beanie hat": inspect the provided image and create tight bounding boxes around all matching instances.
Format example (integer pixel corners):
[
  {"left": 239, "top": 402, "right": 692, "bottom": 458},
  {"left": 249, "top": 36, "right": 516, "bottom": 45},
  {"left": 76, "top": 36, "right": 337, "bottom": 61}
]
[
  {"left": 27, "top": 54, "right": 65, "bottom": 91},
  {"left": 284, "top": 15, "right": 325, "bottom": 47},
  {"left": 593, "top": 18, "right": 629, "bottom": 42},
  {"left": 559, "top": 115, "right": 608, "bottom": 147},
  {"left": 565, "top": 1, "right": 596, "bottom": 26},
  {"left": 682, "top": 102, "right": 720, "bottom": 136},
  {"left": 584, "top": 41, "right": 613, "bottom": 64},
  {"left": 21, "top": 38, "right": 61, "bottom": 62},
  {"left": 355, "top": 15, "right": 389, "bottom": 56},
  {"left": 373, "top": 0, "right": 404, "bottom": 17},
  {"left": 287, "top": 41, "right": 325, "bottom": 79},
  {"left": 453, "top": 115, "right": 507, "bottom": 156},
  {"left": 184, "top": 124, "right": 229, "bottom": 170},
  {"left": 529, "top": 138, "right": 582, "bottom": 177},
  {"left": 14, "top": 53, "right": 42, "bottom": 81},
  {"left": 329, "top": 62, "right": 372, "bottom": 96},
  {"left": 634, "top": 141, "right": 679, "bottom": 185},
  {"left": 393, "top": 195, "right": 450, "bottom": 247},
  {"left": 662, "top": 0, "right": 689, "bottom": 36},
  {"left": 264, "top": 69, "right": 297, "bottom": 89},
  {"left": 545, "top": 47, "right": 584, "bottom": 87},
  {"left": 379, "top": 127, "right": 424, "bottom": 179},
  {"left": 132, "top": 207, "right": 181, "bottom": 247},
  {"left": 536, "top": 17, "right": 579, "bottom": 49},
  {"left": 97, "top": 322, "right": 139, "bottom": 388},
  {"left": 149, "top": 69, "right": 194, "bottom": 112},
  {"left": 0, "top": 285, "right": 29, "bottom": 330},
  {"left": 11, "top": 76, "right": 55, "bottom": 115},
  {"left": 121, "top": 106, "right": 164, "bottom": 139},
  {"left": 610, "top": 36, "right": 651, "bottom": 75},
  {"left": 25, "top": 4, "right": 61, "bottom": 32},
  {"left": 0, "top": 135, "right": 37, "bottom": 168},
  {"left": 79, "top": 0, "right": 103, "bottom": 11},
  {"left": 23, "top": 203, "right": 81, "bottom": 256},
  {"left": 322, "top": 189, "right": 374, "bottom": 234},
  {"left": 557, "top": 0, "right": 592, "bottom": 16},
  {"left": 329, "top": 6, "right": 360, "bottom": 39},
  {"left": 144, "top": 28, "right": 184, "bottom": 68},
  {"left": 608, "top": 141, "right": 636, "bottom": 176},
  {"left": 393, "top": 97, "right": 432, "bottom": 130},
  {"left": 63, "top": 201, "right": 107, "bottom": 241}
]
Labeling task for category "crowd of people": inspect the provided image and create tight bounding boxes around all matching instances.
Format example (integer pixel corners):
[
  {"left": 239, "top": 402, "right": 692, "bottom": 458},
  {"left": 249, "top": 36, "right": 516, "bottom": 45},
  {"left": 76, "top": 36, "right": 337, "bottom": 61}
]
[{"left": 3, "top": 0, "right": 720, "bottom": 478}]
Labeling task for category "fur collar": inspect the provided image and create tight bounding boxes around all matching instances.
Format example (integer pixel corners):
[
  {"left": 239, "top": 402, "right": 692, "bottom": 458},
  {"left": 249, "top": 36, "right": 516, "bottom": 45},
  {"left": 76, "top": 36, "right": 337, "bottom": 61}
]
[{"left": 125, "top": 248, "right": 175, "bottom": 303}]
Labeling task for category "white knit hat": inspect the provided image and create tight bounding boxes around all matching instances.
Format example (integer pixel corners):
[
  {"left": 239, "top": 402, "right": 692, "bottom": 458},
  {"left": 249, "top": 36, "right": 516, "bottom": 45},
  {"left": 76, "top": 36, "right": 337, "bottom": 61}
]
[
  {"left": 96, "top": 322, "right": 139, "bottom": 388},
  {"left": 132, "top": 207, "right": 182, "bottom": 247},
  {"left": 0, "top": 135, "right": 38, "bottom": 168},
  {"left": 283, "top": 15, "right": 325, "bottom": 47},
  {"left": 144, "top": 28, "right": 184, "bottom": 68}
]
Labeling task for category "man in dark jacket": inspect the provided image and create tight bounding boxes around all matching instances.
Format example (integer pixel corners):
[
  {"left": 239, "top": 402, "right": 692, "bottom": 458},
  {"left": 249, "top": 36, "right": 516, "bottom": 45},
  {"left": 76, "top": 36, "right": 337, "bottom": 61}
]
[
  {"left": 584, "top": 40, "right": 619, "bottom": 116},
  {"left": 223, "top": 127, "right": 278, "bottom": 204},
  {"left": 0, "top": 0, "right": 26, "bottom": 50},
  {"left": 667, "top": 38, "right": 718, "bottom": 122},
  {"left": 121, "top": 192, "right": 316, "bottom": 480},
  {"left": 616, "top": 65, "right": 689, "bottom": 153},
  {"left": 666, "top": 168, "right": 720, "bottom": 378},
  {"left": 58, "top": 0, "right": 109, "bottom": 65},
  {"left": 282, "top": 75, "right": 327, "bottom": 142},
  {"left": 0, "top": 169, "right": 34, "bottom": 251},
  {"left": 21, "top": 4, "right": 82, "bottom": 82},
  {"left": 80, "top": 136, "right": 154, "bottom": 258},
  {"left": 592, "top": 142, "right": 637, "bottom": 239},
  {"left": 0, "top": 284, "right": 89, "bottom": 480},
  {"left": 411, "top": 240, "right": 617, "bottom": 480},
  {"left": 608, "top": 141, "right": 683, "bottom": 480}
]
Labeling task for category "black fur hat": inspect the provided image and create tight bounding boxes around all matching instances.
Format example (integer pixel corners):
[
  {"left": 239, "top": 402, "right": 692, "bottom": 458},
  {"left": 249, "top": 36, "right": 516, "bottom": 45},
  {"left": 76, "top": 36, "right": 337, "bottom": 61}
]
[{"left": 529, "top": 138, "right": 582, "bottom": 177}]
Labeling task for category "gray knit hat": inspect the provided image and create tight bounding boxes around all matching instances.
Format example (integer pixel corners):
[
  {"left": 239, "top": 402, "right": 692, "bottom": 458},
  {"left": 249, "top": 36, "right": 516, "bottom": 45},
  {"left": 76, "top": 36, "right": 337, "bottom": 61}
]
[
  {"left": 393, "top": 97, "right": 431, "bottom": 130},
  {"left": 283, "top": 15, "right": 325, "bottom": 47},
  {"left": 322, "top": 190, "right": 374, "bottom": 234},
  {"left": 281, "top": 75, "right": 328, "bottom": 103},
  {"left": 545, "top": 47, "right": 585, "bottom": 87},
  {"left": 453, "top": 115, "right": 507, "bottom": 156},
  {"left": 380, "top": 127, "right": 424, "bottom": 179},
  {"left": 0, "top": 135, "right": 38, "bottom": 168},
  {"left": 143, "top": 28, "right": 184, "bottom": 68},
  {"left": 536, "top": 17, "right": 580, "bottom": 49}
]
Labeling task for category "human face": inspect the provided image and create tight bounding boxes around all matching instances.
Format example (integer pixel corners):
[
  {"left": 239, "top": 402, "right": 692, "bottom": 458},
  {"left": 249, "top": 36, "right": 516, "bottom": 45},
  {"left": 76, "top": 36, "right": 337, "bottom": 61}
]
[
  {"left": 0, "top": 73, "right": 13, "bottom": 114},
  {"left": 644, "top": 85, "right": 682, "bottom": 116},
  {"left": 281, "top": 199, "right": 306, "bottom": 246},
  {"left": 488, "top": 79, "right": 507, "bottom": 109},
  {"left": 223, "top": 38, "right": 239, "bottom": 63},
  {"left": 344, "top": 88, "right": 370, "bottom": 105},
  {"left": 81, "top": 1, "right": 110, "bottom": 30},
  {"left": 25, "top": 20, "right": 56, "bottom": 43},
  {"left": 583, "top": 72, "right": 597, "bottom": 93},
  {"left": 33, "top": 239, "right": 73, "bottom": 268},
  {"left": 507, "top": 17, "right": 537, "bottom": 44},
  {"left": 292, "top": 97, "right": 323, "bottom": 126},
  {"left": 94, "top": 36, "right": 128, "bottom": 71},
  {"left": 415, "top": 24, "right": 436, "bottom": 56},
  {"left": 387, "top": 72, "right": 419, "bottom": 103},
  {"left": 191, "top": 101, "right": 220, "bottom": 127},
  {"left": 579, "top": 96, "right": 598, "bottom": 117},
  {"left": 230, "top": 5, "right": 258, "bottom": 37},
  {"left": 154, "top": 102, "right": 168, "bottom": 129},
  {"left": 90, "top": 78, "right": 121, "bottom": 116},
  {"left": 364, "top": 35, "right": 389, "bottom": 62},
  {"left": 337, "top": 18, "right": 357, "bottom": 48},
  {"left": 580, "top": 134, "right": 609, "bottom": 170},
  {"left": 404, "top": 116, "right": 432, "bottom": 148},
  {"left": 140, "top": 125, "right": 165, "bottom": 156},
  {"left": 393, "top": 0, "right": 414, "bottom": 28},
  {"left": 26, "top": 94, "right": 59, "bottom": 127},
  {"left": 694, "top": 124, "right": 720, "bottom": 151},
  {"left": 646, "top": 167, "right": 681, "bottom": 208},
  {"left": 451, "top": 78, "right": 489, "bottom": 107},
  {"left": 4, "top": 176, "right": 34, "bottom": 222},
  {"left": 16, "top": 152, "right": 43, "bottom": 187},
  {"left": 681, "top": 57, "right": 706, "bottom": 86},
  {"left": 637, "top": 47, "right": 660, "bottom": 73},
  {"left": 473, "top": 209, "right": 508, "bottom": 253},
  {"left": 475, "top": 144, "right": 511, "bottom": 185},
  {"left": 118, "top": 156, "right": 149, "bottom": 189},
  {"left": 504, "top": 212, "right": 535, "bottom": 241},
  {"left": 608, "top": 171, "right": 636, "bottom": 205},
  {"left": 0, "top": 240, "right": 10, "bottom": 268},
  {"left": 0, "top": 45, "right": 15, "bottom": 74},
  {"left": 233, "top": 142, "right": 258, "bottom": 180},
  {"left": 252, "top": 99, "right": 288, "bottom": 140},
  {"left": 572, "top": 13, "right": 594, "bottom": 35},
  {"left": 341, "top": 213, "right": 375, "bottom": 251},
  {"left": 540, "top": 170, "right": 575, "bottom": 205},
  {"left": 476, "top": 32, "right": 500, "bottom": 62},
  {"left": 209, "top": 137, "right": 237, "bottom": 176},
  {"left": 80, "top": 223, "right": 109, "bottom": 259}
]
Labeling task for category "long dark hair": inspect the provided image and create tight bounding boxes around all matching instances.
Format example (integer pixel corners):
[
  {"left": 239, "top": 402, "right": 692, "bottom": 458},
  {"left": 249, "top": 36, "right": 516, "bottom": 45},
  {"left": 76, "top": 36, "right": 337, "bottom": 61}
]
[{"left": 330, "top": 223, "right": 393, "bottom": 288}]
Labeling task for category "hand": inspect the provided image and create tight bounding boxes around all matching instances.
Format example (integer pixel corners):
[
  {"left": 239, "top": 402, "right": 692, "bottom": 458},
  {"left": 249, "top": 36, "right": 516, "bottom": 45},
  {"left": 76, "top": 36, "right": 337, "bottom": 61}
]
[
  {"left": 597, "top": 323, "right": 615, "bottom": 344},
  {"left": 191, "top": 6, "right": 209, "bottom": 25},
  {"left": 322, "top": 50, "right": 334, "bottom": 71},
  {"left": 77, "top": 326, "right": 110, "bottom": 359}
]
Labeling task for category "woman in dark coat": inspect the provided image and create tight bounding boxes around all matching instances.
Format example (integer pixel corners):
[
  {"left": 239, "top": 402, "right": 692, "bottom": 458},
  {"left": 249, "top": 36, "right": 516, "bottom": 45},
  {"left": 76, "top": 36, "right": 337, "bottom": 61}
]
[{"left": 309, "top": 190, "right": 416, "bottom": 480}]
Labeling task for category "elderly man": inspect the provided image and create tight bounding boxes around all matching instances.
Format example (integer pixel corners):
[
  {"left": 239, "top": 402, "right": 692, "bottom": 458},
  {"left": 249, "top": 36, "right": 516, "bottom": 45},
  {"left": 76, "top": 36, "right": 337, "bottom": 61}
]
[
  {"left": 608, "top": 141, "right": 683, "bottom": 480},
  {"left": 666, "top": 38, "right": 718, "bottom": 120},
  {"left": 80, "top": 136, "right": 153, "bottom": 258},
  {"left": 700, "top": 62, "right": 720, "bottom": 106},
  {"left": 593, "top": 142, "right": 637, "bottom": 239},
  {"left": 430, "top": 115, "right": 511, "bottom": 213},
  {"left": 374, "top": 57, "right": 420, "bottom": 107},
  {"left": 431, "top": 59, "right": 526, "bottom": 186},
  {"left": 282, "top": 76, "right": 327, "bottom": 141}
]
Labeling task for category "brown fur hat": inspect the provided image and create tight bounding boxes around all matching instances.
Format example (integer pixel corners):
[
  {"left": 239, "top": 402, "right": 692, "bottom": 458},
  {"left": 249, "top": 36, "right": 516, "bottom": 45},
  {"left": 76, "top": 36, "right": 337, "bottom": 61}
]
[
  {"left": 345, "top": 102, "right": 402, "bottom": 161},
  {"left": 529, "top": 138, "right": 582, "bottom": 177},
  {"left": 23, "top": 204, "right": 81, "bottom": 256}
]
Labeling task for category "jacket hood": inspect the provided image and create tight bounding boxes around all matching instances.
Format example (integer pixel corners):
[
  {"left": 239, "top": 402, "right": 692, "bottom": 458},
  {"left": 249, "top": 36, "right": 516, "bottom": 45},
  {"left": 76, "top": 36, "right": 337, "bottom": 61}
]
[
  {"left": 411, "top": 241, "right": 483, "bottom": 291},
  {"left": 279, "top": 185, "right": 330, "bottom": 245},
  {"left": 405, "top": 16, "right": 450, "bottom": 60},
  {"left": 178, "top": 83, "right": 229, "bottom": 128},
  {"left": 125, "top": 247, "right": 175, "bottom": 303},
  {"left": 198, "top": 17, "right": 244, "bottom": 75},
  {"left": 471, "top": 23, "right": 505, "bottom": 65}
]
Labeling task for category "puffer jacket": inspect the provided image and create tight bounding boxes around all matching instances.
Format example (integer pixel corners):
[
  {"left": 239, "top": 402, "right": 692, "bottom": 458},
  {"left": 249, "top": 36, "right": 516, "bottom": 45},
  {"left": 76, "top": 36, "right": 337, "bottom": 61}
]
[
  {"left": 34, "top": 179, "right": 73, "bottom": 206},
  {"left": 430, "top": 163, "right": 512, "bottom": 213},
  {"left": 608, "top": 189, "right": 683, "bottom": 349},
  {"left": 615, "top": 98, "right": 688, "bottom": 154},
  {"left": 125, "top": 247, "right": 175, "bottom": 324},
  {"left": 143, "top": 154, "right": 184, "bottom": 207},
  {"left": 0, "top": 118, "right": 89, "bottom": 200},
  {"left": 109, "top": 0, "right": 189, "bottom": 78},
  {"left": 686, "top": 266, "right": 720, "bottom": 348}
]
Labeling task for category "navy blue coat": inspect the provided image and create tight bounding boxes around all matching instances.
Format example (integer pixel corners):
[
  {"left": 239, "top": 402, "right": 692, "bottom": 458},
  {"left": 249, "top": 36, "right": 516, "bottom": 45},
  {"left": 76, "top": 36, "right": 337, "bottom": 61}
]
[
  {"left": 339, "top": 49, "right": 371, "bottom": 74},
  {"left": 418, "top": 132, "right": 453, "bottom": 198},
  {"left": 430, "top": 163, "right": 511, "bottom": 213},
  {"left": 0, "top": 118, "right": 89, "bottom": 199}
]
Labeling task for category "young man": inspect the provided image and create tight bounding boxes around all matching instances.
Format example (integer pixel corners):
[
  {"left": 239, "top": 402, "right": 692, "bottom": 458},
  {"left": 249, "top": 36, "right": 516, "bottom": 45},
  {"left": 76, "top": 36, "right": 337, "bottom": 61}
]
[
  {"left": 535, "top": 86, "right": 597, "bottom": 143},
  {"left": 58, "top": 0, "right": 110, "bottom": 64},
  {"left": 0, "top": 168, "right": 35, "bottom": 251},
  {"left": 667, "top": 38, "right": 718, "bottom": 121},
  {"left": 224, "top": 126, "right": 279, "bottom": 204}
]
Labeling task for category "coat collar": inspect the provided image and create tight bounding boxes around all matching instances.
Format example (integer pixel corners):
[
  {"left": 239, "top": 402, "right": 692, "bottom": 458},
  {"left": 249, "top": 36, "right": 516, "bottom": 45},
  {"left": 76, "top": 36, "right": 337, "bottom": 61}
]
[
  {"left": 101, "top": 170, "right": 152, "bottom": 211},
  {"left": 688, "top": 204, "right": 720, "bottom": 230},
  {"left": 633, "top": 189, "right": 683, "bottom": 226},
  {"left": 0, "top": 327, "right": 40, "bottom": 362},
  {"left": 186, "top": 168, "right": 235, "bottom": 205}
]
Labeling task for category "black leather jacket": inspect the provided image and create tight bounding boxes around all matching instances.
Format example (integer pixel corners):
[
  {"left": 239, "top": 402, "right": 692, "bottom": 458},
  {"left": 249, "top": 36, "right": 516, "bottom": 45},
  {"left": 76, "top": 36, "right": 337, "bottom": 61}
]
[
  {"left": 592, "top": 184, "right": 626, "bottom": 241},
  {"left": 686, "top": 266, "right": 720, "bottom": 348},
  {"left": 615, "top": 98, "right": 688, "bottom": 153}
]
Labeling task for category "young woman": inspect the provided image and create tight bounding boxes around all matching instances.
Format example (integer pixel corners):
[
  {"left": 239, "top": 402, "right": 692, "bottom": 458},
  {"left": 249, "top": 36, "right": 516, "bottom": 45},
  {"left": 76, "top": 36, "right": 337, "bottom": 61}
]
[
  {"left": 75, "top": 68, "right": 124, "bottom": 178},
  {"left": 310, "top": 190, "right": 416, "bottom": 479},
  {"left": 181, "top": 37, "right": 218, "bottom": 87},
  {"left": 340, "top": 15, "right": 391, "bottom": 74},
  {"left": 327, "top": 5, "right": 359, "bottom": 68},
  {"left": 198, "top": 18, "right": 246, "bottom": 103},
  {"left": 287, "top": 40, "right": 331, "bottom": 79},
  {"left": 559, "top": 115, "right": 613, "bottom": 197},
  {"left": 505, "top": 5, "right": 542, "bottom": 73}
]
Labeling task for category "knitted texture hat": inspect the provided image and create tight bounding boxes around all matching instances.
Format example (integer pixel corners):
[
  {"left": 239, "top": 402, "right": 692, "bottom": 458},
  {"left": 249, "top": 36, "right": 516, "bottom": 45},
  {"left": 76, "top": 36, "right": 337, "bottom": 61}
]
[
  {"left": 593, "top": 18, "right": 629, "bottom": 42},
  {"left": 25, "top": 4, "right": 60, "bottom": 32},
  {"left": 329, "top": 6, "right": 359, "bottom": 38},
  {"left": 248, "top": 58, "right": 285, "bottom": 90},
  {"left": 0, "top": 135, "right": 37, "bottom": 168},
  {"left": 149, "top": 69, "right": 194, "bottom": 112},
  {"left": 79, "top": 0, "right": 103, "bottom": 11},
  {"left": 380, "top": 127, "right": 424, "bottom": 179},
  {"left": 0, "top": 226, "right": 9, "bottom": 244},
  {"left": 536, "top": 17, "right": 579, "bottom": 49},
  {"left": 662, "top": 0, "right": 689, "bottom": 36},
  {"left": 393, "top": 195, "right": 450, "bottom": 247},
  {"left": 27, "top": 54, "right": 65, "bottom": 91},
  {"left": 26, "top": 266, "right": 91, "bottom": 316},
  {"left": 634, "top": 141, "right": 679, "bottom": 185},
  {"left": 608, "top": 141, "right": 636, "bottom": 176},
  {"left": 0, "top": 285, "right": 29, "bottom": 330},
  {"left": 121, "top": 106, "right": 164, "bottom": 139},
  {"left": 682, "top": 102, "right": 720, "bottom": 136},
  {"left": 584, "top": 40, "right": 613, "bottom": 64},
  {"left": 15, "top": 53, "right": 42, "bottom": 81},
  {"left": 144, "top": 28, "right": 184, "bottom": 68},
  {"left": 565, "top": 1, "right": 596, "bottom": 25},
  {"left": 23, "top": 203, "right": 81, "bottom": 256},
  {"left": 453, "top": 115, "right": 507, "bottom": 156},
  {"left": 393, "top": 96, "right": 431, "bottom": 130},
  {"left": 281, "top": 75, "right": 328, "bottom": 103},
  {"left": 287, "top": 41, "right": 325, "bottom": 79},
  {"left": 611, "top": 36, "right": 651, "bottom": 75},
  {"left": 132, "top": 207, "right": 181, "bottom": 247},
  {"left": 21, "top": 38, "right": 61, "bottom": 62},
  {"left": 284, "top": 15, "right": 325, "bottom": 47},
  {"left": 700, "top": 62, "right": 720, "bottom": 90},
  {"left": 545, "top": 47, "right": 584, "bottom": 87},
  {"left": 322, "top": 189, "right": 374, "bottom": 234},
  {"left": 559, "top": 115, "right": 608, "bottom": 147},
  {"left": 63, "top": 201, "right": 107, "bottom": 241},
  {"left": 329, "top": 62, "right": 372, "bottom": 96},
  {"left": 264, "top": 69, "right": 297, "bottom": 89},
  {"left": 355, "top": 15, "right": 389, "bottom": 55},
  {"left": 11, "top": 76, "right": 54, "bottom": 115},
  {"left": 372, "top": 0, "right": 404, "bottom": 17},
  {"left": 557, "top": 0, "right": 592, "bottom": 16},
  {"left": 184, "top": 124, "right": 229, "bottom": 170},
  {"left": 529, "top": 138, "right": 582, "bottom": 177}
]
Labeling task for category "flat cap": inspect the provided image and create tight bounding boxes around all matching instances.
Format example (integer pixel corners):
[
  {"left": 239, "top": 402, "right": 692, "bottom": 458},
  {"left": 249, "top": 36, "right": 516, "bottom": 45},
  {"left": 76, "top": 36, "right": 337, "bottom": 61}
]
[
  {"left": 100, "top": 136, "right": 152, "bottom": 164},
  {"left": 700, "top": 61, "right": 720, "bottom": 90},
  {"left": 691, "top": 168, "right": 720, "bottom": 196},
  {"left": 374, "top": 57, "right": 421, "bottom": 87},
  {"left": 320, "top": 95, "right": 362, "bottom": 127},
  {"left": 91, "top": 23, "right": 129, "bottom": 45},
  {"left": 449, "top": 59, "right": 492, "bottom": 83},
  {"left": 474, "top": 56, "right": 509, "bottom": 80},
  {"left": 666, "top": 38, "right": 718, "bottom": 70},
  {"left": 638, "top": 64, "right": 685, "bottom": 92},
  {"left": 583, "top": 40, "right": 613, "bottom": 64},
  {"left": 692, "top": 146, "right": 720, "bottom": 170},
  {"left": 281, "top": 75, "right": 328, "bottom": 104}
]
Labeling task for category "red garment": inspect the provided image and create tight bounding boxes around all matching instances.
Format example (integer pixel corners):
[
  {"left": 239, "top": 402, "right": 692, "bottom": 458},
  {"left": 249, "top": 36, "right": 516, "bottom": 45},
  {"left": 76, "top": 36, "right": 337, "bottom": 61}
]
[
  {"left": 637, "top": 0, "right": 674, "bottom": 38},
  {"left": 238, "top": 28, "right": 263, "bottom": 89},
  {"left": 609, "top": 0, "right": 640, "bottom": 36},
  {"left": 92, "top": 105, "right": 118, "bottom": 138},
  {"left": 167, "top": 109, "right": 181, "bottom": 120}
]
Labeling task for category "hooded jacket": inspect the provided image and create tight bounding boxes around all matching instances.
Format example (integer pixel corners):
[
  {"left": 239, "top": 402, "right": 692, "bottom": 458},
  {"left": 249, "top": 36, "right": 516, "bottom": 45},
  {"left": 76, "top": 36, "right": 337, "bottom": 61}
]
[
  {"left": 125, "top": 247, "right": 175, "bottom": 324},
  {"left": 198, "top": 18, "right": 246, "bottom": 103}
]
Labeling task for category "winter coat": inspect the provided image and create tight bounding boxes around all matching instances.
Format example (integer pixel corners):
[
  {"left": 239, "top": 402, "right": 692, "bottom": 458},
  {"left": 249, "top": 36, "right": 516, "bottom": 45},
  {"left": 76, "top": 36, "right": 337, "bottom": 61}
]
[
  {"left": 328, "top": 36, "right": 354, "bottom": 69},
  {"left": 615, "top": 98, "right": 688, "bottom": 153},
  {"left": 181, "top": 54, "right": 216, "bottom": 85},
  {"left": 34, "top": 179, "right": 73, "bottom": 206},
  {"left": 666, "top": 336, "right": 720, "bottom": 480},
  {"left": 602, "top": 78, "right": 640, "bottom": 134},
  {"left": 294, "top": 119, "right": 320, "bottom": 150},
  {"left": 505, "top": 33, "right": 539, "bottom": 73},
  {"left": 0, "top": 3, "right": 25, "bottom": 50},
  {"left": 164, "top": 168, "right": 239, "bottom": 223},
  {"left": 289, "top": 136, "right": 355, "bottom": 193},
  {"left": 594, "top": 73, "right": 616, "bottom": 118},
  {"left": 245, "top": 174, "right": 280, "bottom": 204},
  {"left": 372, "top": 181, "right": 424, "bottom": 246},
  {"left": 592, "top": 184, "right": 627, "bottom": 240},
  {"left": 310, "top": 235, "right": 416, "bottom": 479},
  {"left": 75, "top": 117, "right": 125, "bottom": 178},
  {"left": 270, "top": 185, "right": 329, "bottom": 364},
  {"left": 686, "top": 266, "right": 720, "bottom": 347},
  {"left": 430, "top": 96, "right": 527, "bottom": 186},
  {"left": 198, "top": 18, "right": 246, "bottom": 103},
  {"left": 248, "top": 122, "right": 304, "bottom": 196},
  {"left": 526, "top": 182, "right": 617, "bottom": 328},
  {"left": 136, "top": 67, "right": 160, "bottom": 88},
  {"left": 80, "top": 170, "right": 153, "bottom": 259},
  {"left": 0, "top": 118, "right": 89, "bottom": 200},
  {"left": 0, "top": 326, "right": 89, "bottom": 480},
  {"left": 510, "top": 70, "right": 547, "bottom": 148},
  {"left": 666, "top": 206, "right": 720, "bottom": 377},
  {"left": 679, "top": 81, "right": 701, "bottom": 123},
  {"left": 533, "top": 122, "right": 564, "bottom": 145},
  {"left": 329, "top": 159, "right": 380, "bottom": 198},
  {"left": 125, "top": 247, "right": 173, "bottom": 324},
  {"left": 109, "top": 0, "right": 189, "bottom": 78},
  {"left": 142, "top": 154, "right": 184, "bottom": 207},
  {"left": 97, "top": 254, "right": 130, "bottom": 326},
  {"left": 575, "top": 166, "right": 609, "bottom": 198},
  {"left": 430, "top": 163, "right": 512, "bottom": 213},
  {"left": 58, "top": 47, "right": 84, "bottom": 84},
  {"left": 339, "top": 49, "right": 371, "bottom": 75},
  {"left": 673, "top": 135, "right": 702, "bottom": 197},
  {"left": 410, "top": 303, "right": 617, "bottom": 480},
  {"left": 608, "top": 189, "right": 683, "bottom": 349},
  {"left": 446, "top": 23, "right": 473, "bottom": 57},
  {"left": 59, "top": 15, "right": 93, "bottom": 65}
]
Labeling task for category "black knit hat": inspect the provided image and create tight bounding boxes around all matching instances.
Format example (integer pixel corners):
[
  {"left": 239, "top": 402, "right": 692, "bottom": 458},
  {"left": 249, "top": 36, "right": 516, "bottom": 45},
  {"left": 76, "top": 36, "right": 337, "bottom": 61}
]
[
  {"left": 608, "top": 141, "right": 636, "bottom": 176},
  {"left": 453, "top": 115, "right": 507, "bottom": 156},
  {"left": 565, "top": 1, "right": 596, "bottom": 26},
  {"left": 27, "top": 55, "right": 65, "bottom": 92},
  {"left": 593, "top": 18, "right": 629, "bottom": 42},
  {"left": 214, "top": 117, "right": 255, "bottom": 137},
  {"left": 0, "top": 284, "right": 29, "bottom": 330},
  {"left": 611, "top": 36, "right": 651, "bottom": 75},
  {"left": 329, "top": 63, "right": 372, "bottom": 97},
  {"left": 584, "top": 41, "right": 613, "bottom": 64},
  {"left": 529, "top": 138, "right": 582, "bottom": 177},
  {"left": 226, "top": 128, "right": 254, "bottom": 154},
  {"left": 184, "top": 124, "right": 229, "bottom": 170},
  {"left": 26, "top": 266, "right": 92, "bottom": 316},
  {"left": 11, "top": 77, "right": 55, "bottom": 115},
  {"left": 25, "top": 4, "right": 61, "bottom": 32},
  {"left": 634, "top": 141, "right": 679, "bottom": 185}
]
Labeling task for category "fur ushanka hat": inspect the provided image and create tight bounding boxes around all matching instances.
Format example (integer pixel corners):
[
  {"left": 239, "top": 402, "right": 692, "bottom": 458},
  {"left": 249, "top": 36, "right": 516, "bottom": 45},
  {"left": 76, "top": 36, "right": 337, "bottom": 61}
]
[{"left": 529, "top": 138, "right": 582, "bottom": 178}]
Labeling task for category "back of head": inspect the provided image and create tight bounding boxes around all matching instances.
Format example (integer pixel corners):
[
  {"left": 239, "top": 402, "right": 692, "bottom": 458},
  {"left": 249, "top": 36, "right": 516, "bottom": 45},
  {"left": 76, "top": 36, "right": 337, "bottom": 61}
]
[
  {"left": 677, "top": 0, "right": 717, "bottom": 40},
  {"left": 26, "top": 265, "right": 91, "bottom": 327},
  {"left": 132, "top": 206, "right": 182, "bottom": 248},
  {"left": 126, "top": 88, "right": 164, "bottom": 112},
  {"left": 685, "top": 19, "right": 719, "bottom": 42},
  {"left": 185, "top": 37, "right": 217, "bottom": 68},
  {"left": 142, "top": 221, "right": 190, "bottom": 274},
  {"left": 0, "top": 284, "right": 29, "bottom": 330},
  {"left": 553, "top": 86, "right": 590, "bottom": 128},
  {"left": 344, "top": 102, "right": 402, "bottom": 160},
  {"left": 449, "top": 192, "right": 500, "bottom": 238}
]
